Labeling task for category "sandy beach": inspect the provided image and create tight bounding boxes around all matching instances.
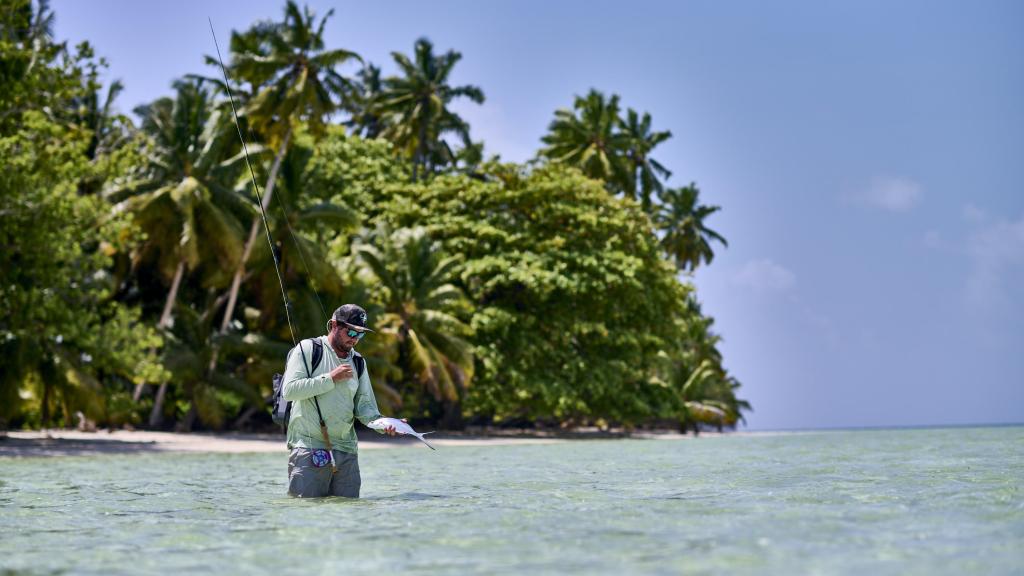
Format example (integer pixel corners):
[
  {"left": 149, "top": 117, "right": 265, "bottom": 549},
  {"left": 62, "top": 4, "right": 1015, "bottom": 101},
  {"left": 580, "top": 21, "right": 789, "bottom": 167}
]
[{"left": 0, "top": 428, "right": 705, "bottom": 458}]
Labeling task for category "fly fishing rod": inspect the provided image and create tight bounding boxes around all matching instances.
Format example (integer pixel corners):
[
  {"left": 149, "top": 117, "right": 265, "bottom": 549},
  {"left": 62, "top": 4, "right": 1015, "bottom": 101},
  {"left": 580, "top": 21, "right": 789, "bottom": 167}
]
[{"left": 207, "top": 18, "right": 338, "bottom": 474}]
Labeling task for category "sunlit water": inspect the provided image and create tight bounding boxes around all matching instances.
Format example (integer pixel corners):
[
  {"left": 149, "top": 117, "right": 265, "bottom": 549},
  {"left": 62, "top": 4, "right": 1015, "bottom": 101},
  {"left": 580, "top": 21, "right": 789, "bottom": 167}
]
[{"left": 2, "top": 427, "right": 1022, "bottom": 575}]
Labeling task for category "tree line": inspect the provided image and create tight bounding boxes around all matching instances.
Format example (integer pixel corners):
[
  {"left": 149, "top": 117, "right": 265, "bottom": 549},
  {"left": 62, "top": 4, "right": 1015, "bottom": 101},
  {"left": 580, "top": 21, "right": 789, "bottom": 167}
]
[{"left": 0, "top": 0, "right": 748, "bottom": 433}]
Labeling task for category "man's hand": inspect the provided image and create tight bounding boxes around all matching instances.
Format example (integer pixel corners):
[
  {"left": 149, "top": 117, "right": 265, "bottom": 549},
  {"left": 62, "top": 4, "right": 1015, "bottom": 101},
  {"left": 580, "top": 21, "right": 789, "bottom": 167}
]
[
  {"left": 329, "top": 363, "right": 353, "bottom": 382},
  {"left": 384, "top": 418, "right": 408, "bottom": 437}
]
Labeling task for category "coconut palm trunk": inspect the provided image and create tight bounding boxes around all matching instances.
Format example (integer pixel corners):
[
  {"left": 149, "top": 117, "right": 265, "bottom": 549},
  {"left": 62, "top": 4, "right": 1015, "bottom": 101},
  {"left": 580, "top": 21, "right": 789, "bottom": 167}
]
[
  {"left": 441, "top": 398, "right": 464, "bottom": 430},
  {"left": 145, "top": 259, "right": 188, "bottom": 425},
  {"left": 134, "top": 258, "right": 186, "bottom": 406},
  {"left": 40, "top": 381, "right": 51, "bottom": 428},
  {"left": 413, "top": 112, "right": 428, "bottom": 181},
  {"left": 159, "top": 260, "right": 187, "bottom": 329},
  {"left": 147, "top": 380, "right": 170, "bottom": 428}
]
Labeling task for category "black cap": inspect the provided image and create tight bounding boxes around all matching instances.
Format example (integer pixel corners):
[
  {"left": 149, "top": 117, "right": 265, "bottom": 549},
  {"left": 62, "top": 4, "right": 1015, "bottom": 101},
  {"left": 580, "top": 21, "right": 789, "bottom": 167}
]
[{"left": 332, "top": 304, "right": 373, "bottom": 332}]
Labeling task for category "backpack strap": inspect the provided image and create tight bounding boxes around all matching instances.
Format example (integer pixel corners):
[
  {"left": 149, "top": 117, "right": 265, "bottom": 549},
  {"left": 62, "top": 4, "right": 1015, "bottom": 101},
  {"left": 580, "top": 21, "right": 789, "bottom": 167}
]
[
  {"left": 352, "top": 351, "right": 365, "bottom": 379},
  {"left": 310, "top": 338, "right": 323, "bottom": 373},
  {"left": 301, "top": 337, "right": 359, "bottom": 379},
  {"left": 295, "top": 339, "right": 328, "bottom": 431},
  {"left": 295, "top": 339, "right": 311, "bottom": 376}
]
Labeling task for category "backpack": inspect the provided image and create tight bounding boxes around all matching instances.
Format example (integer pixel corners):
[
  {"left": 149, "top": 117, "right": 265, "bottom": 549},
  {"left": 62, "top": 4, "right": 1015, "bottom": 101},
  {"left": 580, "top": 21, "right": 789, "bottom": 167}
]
[{"left": 270, "top": 338, "right": 366, "bottom": 429}]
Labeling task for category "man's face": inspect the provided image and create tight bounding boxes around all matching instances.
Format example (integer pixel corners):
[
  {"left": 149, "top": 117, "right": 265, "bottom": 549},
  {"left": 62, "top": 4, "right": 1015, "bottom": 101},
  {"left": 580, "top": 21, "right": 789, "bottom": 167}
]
[{"left": 329, "top": 320, "right": 364, "bottom": 352}]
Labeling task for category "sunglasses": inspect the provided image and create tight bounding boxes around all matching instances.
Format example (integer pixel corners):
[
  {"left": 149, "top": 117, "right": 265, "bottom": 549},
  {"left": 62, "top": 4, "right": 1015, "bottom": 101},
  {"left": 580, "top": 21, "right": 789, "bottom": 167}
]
[{"left": 333, "top": 322, "right": 367, "bottom": 340}]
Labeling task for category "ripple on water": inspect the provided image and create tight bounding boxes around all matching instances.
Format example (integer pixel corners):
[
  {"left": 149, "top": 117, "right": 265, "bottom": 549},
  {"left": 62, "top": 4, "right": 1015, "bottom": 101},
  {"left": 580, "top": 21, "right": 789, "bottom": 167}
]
[{"left": 1, "top": 427, "right": 1022, "bottom": 576}]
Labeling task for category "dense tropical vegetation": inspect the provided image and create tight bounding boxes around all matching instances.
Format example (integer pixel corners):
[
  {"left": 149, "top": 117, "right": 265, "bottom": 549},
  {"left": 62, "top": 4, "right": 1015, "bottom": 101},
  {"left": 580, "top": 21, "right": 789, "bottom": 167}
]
[{"left": 0, "top": 0, "right": 746, "bottom": 433}]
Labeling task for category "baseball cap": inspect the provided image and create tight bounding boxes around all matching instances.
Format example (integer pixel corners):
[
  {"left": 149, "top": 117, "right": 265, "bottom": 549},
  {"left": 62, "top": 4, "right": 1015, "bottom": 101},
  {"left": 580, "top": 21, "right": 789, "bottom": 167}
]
[{"left": 332, "top": 304, "right": 374, "bottom": 332}]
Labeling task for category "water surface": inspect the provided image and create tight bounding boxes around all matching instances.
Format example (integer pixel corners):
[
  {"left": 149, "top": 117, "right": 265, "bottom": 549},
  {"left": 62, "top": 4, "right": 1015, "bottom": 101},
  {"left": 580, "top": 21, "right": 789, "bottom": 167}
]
[{"left": 2, "top": 426, "right": 1022, "bottom": 575}]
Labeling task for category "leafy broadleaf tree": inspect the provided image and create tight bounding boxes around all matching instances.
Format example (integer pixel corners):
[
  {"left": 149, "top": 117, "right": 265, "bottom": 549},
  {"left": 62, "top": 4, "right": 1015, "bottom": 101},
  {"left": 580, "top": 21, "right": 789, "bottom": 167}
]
[
  {"left": 302, "top": 126, "right": 409, "bottom": 226},
  {"left": 1, "top": 0, "right": 87, "bottom": 132},
  {"left": 0, "top": 2, "right": 164, "bottom": 428},
  {"left": 0, "top": 114, "right": 166, "bottom": 428},
  {"left": 384, "top": 163, "right": 695, "bottom": 425},
  {"left": 378, "top": 37, "right": 484, "bottom": 181}
]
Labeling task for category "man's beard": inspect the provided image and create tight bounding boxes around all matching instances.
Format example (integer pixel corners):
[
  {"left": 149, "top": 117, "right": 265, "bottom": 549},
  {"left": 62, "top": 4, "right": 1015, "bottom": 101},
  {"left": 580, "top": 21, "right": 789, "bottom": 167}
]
[{"left": 330, "top": 331, "right": 351, "bottom": 357}]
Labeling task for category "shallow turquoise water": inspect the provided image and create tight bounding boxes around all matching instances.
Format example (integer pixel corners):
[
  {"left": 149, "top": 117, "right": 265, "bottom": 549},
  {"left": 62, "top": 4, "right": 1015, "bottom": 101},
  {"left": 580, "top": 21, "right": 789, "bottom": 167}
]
[{"left": 1, "top": 427, "right": 1022, "bottom": 575}]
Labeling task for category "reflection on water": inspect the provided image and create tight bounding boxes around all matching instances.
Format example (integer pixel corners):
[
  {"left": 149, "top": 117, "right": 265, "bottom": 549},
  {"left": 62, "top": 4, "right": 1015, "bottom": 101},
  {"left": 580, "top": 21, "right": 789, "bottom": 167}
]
[{"left": 1, "top": 427, "right": 1022, "bottom": 575}]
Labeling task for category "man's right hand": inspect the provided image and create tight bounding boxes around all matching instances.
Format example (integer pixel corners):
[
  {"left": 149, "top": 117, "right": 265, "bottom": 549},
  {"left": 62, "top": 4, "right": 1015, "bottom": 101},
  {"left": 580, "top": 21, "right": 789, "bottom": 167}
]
[{"left": 329, "top": 363, "right": 353, "bottom": 382}]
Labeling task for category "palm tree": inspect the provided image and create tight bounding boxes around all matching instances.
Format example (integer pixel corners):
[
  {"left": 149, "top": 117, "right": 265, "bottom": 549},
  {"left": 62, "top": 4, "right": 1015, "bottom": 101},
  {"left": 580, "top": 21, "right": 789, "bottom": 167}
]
[
  {"left": 216, "top": 1, "right": 360, "bottom": 338},
  {"left": 77, "top": 79, "right": 127, "bottom": 160},
  {"left": 205, "top": 141, "right": 366, "bottom": 430},
  {"left": 343, "top": 63, "right": 385, "bottom": 138},
  {"left": 1, "top": 0, "right": 54, "bottom": 41},
  {"left": 121, "top": 78, "right": 249, "bottom": 425},
  {"left": 378, "top": 37, "right": 484, "bottom": 181},
  {"left": 69, "top": 77, "right": 133, "bottom": 196},
  {"left": 17, "top": 0, "right": 55, "bottom": 73},
  {"left": 354, "top": 225, "right": 474, "bottom": 428},
  {"left": 159, "top": 306, "right": 264, "bottom": 431},
  {"left": 248, "top": 141, "right": 358, "bottom": 336},
  {"left": 620, "top": 108, "right": 672, "bottom": 213},
  {"left": 539, "top": 89, "right": 630, "bottom": 192},
  {"left": 680, "top": 295, "right": 724, "bottom": 366},
  {"left": 676, "top": 360, "right": 729, "bottom": 434},
  {"left": 656, "top": 183, "right": 728, "bottom": 272},
  {"left": 667, "top": 296, "right": 750, "bottom": 432}
]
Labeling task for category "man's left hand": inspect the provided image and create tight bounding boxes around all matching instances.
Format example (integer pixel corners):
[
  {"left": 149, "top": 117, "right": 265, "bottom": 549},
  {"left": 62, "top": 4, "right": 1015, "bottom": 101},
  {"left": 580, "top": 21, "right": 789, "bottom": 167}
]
[{"left": 384, "top": 418, "right": 408, "bottom": 437}]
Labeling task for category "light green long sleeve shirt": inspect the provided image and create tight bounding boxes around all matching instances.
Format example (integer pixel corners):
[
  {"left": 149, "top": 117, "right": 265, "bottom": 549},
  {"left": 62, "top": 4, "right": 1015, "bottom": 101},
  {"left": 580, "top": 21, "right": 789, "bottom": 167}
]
[{"left": 282, "top": 336, "right": 383, "bottom": 453}]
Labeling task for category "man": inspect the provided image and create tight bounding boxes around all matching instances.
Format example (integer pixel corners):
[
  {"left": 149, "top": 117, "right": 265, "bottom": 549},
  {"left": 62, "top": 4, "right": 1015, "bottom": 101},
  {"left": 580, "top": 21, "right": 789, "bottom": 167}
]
[{"left": 281, "top": 303, "right": 400, "bottom": 498}]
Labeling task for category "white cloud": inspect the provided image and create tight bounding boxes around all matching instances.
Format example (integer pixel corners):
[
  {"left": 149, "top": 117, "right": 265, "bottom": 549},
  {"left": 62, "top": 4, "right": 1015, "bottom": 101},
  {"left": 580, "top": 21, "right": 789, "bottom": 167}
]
[
  {"left": 962, "top": 203, "right": 987, "bottom": 224},
  {"left": 729, "top": 258, "right": 840, "bottom": 347},
  {"left": 733, "top": 259, "right": 796, "bottom": 293},
  {"left": 965, "top": 213, "right": 1024, "bottom": 314},
  {"left": 855, "top": 176, "right": 924, "bottom": 212}
]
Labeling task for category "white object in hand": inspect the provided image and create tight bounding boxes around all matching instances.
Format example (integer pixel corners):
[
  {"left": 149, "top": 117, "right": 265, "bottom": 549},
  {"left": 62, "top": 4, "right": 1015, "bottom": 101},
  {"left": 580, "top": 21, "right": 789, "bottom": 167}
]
[{"left": 367, "top": 417, "right": 436, "bottom": 450}]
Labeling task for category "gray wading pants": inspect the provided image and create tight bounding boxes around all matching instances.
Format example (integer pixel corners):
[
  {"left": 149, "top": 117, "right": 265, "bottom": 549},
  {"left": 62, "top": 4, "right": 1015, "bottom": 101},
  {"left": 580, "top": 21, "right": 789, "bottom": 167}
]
[{"left": 287, "top": 448, "right": 361, "bottom": 498}]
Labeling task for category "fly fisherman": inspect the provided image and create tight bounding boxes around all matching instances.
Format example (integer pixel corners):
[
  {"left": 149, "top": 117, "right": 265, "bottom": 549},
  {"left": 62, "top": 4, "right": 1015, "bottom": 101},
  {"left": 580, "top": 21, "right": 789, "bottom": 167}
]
[{"left": 282, "top": 304, "right": 401, "bottom": 498}]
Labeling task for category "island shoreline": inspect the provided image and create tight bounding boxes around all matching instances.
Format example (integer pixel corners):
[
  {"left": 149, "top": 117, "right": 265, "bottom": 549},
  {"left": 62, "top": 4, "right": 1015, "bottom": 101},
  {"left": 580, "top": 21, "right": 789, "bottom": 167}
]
[{"left": 0, "top": 428, "right": 768, "bottom": 458}]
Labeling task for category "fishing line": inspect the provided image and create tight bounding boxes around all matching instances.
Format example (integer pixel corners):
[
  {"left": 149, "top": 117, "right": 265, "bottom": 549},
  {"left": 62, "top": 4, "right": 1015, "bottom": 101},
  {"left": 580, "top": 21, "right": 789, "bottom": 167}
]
[{"left": 207, "top": 18, "right": 297, "bottom": 346}]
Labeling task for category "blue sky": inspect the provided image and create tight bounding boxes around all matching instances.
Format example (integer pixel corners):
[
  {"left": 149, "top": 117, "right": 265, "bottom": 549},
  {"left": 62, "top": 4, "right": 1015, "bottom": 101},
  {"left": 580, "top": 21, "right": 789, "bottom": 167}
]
[{"left": 54, "top": 0, "right": 1023, "bottom": 430}]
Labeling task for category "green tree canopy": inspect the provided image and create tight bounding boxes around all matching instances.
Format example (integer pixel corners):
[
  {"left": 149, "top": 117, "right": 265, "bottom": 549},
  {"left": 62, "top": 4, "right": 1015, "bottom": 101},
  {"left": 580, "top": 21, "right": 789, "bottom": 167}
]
[
  {"left": 0, "top": 0, "right": 747, "bottom": 433},
  {"left": 382, "top": 163, "right": 694, "bottom": 424},
  {"left": 0, "top": 3, "right": 164, "bottom": 428}
]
